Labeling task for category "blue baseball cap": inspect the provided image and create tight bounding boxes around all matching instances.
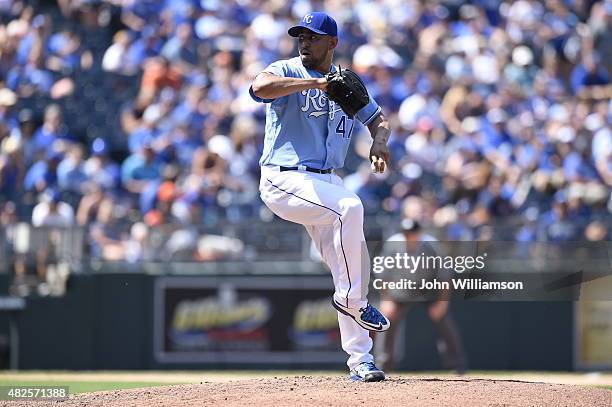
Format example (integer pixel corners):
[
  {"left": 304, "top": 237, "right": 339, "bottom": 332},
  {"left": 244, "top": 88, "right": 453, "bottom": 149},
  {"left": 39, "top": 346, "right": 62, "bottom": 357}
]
[
  {"left": 45, "top": 188, "right": 61, "bottom": 203},
  {"left": 288, "top": 12, "right": 338, "bottom": 37}
]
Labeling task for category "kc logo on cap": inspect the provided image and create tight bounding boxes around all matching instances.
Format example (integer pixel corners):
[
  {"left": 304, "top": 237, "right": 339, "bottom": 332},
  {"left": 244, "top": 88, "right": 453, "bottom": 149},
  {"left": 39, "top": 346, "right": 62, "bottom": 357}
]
[{"left": 288, "top": 12, "right": 338, "bottom": 37}]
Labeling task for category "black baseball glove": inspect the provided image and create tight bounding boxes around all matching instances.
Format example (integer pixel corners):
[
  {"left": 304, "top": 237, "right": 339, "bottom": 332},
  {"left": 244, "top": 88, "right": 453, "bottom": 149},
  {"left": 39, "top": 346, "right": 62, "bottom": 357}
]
[{"left": 325, "top": 66, "right": 370, "bottom": 118}]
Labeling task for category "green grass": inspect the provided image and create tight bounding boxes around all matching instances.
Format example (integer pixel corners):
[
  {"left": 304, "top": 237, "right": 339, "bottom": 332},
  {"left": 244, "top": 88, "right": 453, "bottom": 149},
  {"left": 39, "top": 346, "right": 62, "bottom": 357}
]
[{"left": 0, "top": 380, "right": 172, "bottom": 394}]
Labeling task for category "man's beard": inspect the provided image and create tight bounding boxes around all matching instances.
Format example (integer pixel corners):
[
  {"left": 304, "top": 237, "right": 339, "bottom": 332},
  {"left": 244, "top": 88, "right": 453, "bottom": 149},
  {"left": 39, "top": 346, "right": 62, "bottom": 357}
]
[{"left": 301, "top": 53, "right": 322, "bottom": 70}]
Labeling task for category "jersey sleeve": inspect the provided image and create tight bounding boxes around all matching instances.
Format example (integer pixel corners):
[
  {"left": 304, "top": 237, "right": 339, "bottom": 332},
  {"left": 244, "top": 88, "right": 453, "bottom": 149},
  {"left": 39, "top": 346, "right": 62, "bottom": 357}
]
[
  {"left": 249, "top": 60, "right": 293, "bottom": 104},
  {"left": 355, "top": 95, "right": 382, "bottom": 125},
  {"left": 262, "top": 60, "right": 290, "bottom": 77}
]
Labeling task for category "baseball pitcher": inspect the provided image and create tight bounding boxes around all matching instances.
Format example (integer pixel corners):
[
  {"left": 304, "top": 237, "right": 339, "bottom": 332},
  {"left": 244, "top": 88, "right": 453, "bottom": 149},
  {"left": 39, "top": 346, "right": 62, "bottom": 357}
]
[{"left": 250, "top": 12, "right": 391, "bottom": 382}]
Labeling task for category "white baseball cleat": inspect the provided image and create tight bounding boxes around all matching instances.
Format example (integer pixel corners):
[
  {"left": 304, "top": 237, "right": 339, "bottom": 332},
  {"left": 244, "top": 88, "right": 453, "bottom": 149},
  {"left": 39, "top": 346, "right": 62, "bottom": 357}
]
[{"left": 332, "top": 299, "right": 390, "bottom": 332}]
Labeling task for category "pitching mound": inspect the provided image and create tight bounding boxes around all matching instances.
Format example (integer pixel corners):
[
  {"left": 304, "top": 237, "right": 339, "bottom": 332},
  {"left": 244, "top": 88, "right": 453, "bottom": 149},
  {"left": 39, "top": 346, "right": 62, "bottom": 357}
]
[{"left": 16, "top": 376, "right": 612, "bottom": 406}]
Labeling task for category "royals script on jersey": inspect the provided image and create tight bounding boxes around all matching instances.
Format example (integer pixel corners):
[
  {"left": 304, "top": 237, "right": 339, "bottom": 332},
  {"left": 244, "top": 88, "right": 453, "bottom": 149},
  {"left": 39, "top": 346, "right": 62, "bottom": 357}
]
[{"left": 250, "top": 57, "right": 381, "bottom": 169}]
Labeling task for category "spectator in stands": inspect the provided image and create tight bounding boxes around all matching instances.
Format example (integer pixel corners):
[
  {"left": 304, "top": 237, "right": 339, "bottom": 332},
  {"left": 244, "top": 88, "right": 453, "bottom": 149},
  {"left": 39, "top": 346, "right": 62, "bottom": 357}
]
[
  {"left": 539, "top": 193, "right": 581, "bottom": 241},
  {"left": 0, "top": 118, "right": 10, "bottom": 147},
  {"left": 89, "top": 197, "right": 126, "bottom": 261},
  {"left": 102, "top": 30, "right": 135, "bottom": 74},
  {"left": 178, "top": 147, "right": 226, "bottom": 214},
  {"left": 120, "top": 1, "right": 163, "bottom": 33},
  {"left": 139, "top": 56, "right": 182, "bottom": 100},
  {"left": 161, "top": 23, "right": 198, "bottom": 68},
  {"left": 9, "top": 108, "right": 38, "bottom": 165},
  {"left": 83, "top": 137, "right": 120, "bottom": 190},
  {"left": 170, "top": 84, "right": 208, "bottom": 139},
  {"left": 57, "top": 143, "right": 88, "bottom": 193},
  {"left": 125, "top": 26, "right": 163, "bottom": 69},
  {"left": 76, "top": 183, "right": 105, "bottom": 226},
  {"left": 121, "top": 141, "right": 162, "bottom": 194},
  {"left": 128, "top": 104, "right": 160, "bottom": 154},
  {"left": 23, "top": 150, "right": 61, "bottom": 193},
  {"left": 32, "top": 104, "right": 72, "bottom": 157},
  {"left": 7, "top": 47, "right": 55, "bottom": 97},
  {"left": 0, "top": 88, "right": 18, "bottom": 130},
  {"left": 46, "top": 29, "right": 83, "bottom": 72},
  {"left": 0, "top": 134, "right": 25, "bottom": 201},
  {"left": 31, "top": 188, "right": 74, "bottom": 227},
  {"left": 570, "top": 52, "right": 609, "bottom": 94},
  {"left": 170, "top": 190, "right": 204, "bottom": 225},
  {"left": 590, "top": 113, "right": 612, "bottom": 184},
  {"left": 124, "top": 222, "right": 149, "bottom": 263},
  {"left": 0, "top": 202, "right": 18, "bottom": 240},
  {"left": 0, "top": 0, "right": 608, "bottom": 256}
]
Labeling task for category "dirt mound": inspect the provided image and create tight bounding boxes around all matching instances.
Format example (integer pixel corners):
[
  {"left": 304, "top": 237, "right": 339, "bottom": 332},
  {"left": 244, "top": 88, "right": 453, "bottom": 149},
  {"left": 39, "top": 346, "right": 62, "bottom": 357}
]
[{"left": 8, "top": 376, "right": 612, "bottom": 407}]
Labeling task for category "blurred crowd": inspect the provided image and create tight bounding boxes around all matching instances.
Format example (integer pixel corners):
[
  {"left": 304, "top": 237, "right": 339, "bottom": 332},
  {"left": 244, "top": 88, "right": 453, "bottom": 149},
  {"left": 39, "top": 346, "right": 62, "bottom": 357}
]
[{"left": 0, "top": 0, "right": 610, "bottom": 267}]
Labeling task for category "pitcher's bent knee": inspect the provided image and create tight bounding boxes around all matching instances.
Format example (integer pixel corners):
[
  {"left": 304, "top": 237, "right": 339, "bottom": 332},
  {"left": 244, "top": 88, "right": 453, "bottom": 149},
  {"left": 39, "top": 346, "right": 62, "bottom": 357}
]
[{"left": 338, "top": 197, "right": 364, "bottom": 220}]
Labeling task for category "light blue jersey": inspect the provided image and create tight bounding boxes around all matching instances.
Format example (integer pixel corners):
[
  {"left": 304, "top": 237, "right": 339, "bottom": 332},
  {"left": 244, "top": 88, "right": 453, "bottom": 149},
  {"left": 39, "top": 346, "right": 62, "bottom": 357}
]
[{"left": 250, "top": 57, "right": 382, "bottom": 170}]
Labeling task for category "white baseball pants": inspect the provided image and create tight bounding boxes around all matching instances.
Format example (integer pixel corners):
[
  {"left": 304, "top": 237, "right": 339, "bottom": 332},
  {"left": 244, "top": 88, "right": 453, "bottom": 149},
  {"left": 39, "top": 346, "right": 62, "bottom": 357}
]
[{"left": 259, "top": 165, "right": 374, "bottom": 369}]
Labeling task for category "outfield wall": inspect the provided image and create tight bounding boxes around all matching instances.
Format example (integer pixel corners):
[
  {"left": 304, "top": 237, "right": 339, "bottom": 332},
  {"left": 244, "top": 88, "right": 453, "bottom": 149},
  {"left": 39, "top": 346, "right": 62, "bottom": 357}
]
[{"left": 0, "top": 268, "right": 576, "bottom": 371}]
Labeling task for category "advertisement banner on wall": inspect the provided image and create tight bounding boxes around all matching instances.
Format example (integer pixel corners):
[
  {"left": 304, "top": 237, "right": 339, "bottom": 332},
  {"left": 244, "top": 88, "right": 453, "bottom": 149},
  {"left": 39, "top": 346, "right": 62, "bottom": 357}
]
[{"left": 154, "top": 276, "right": 346, "bottom": 365}]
